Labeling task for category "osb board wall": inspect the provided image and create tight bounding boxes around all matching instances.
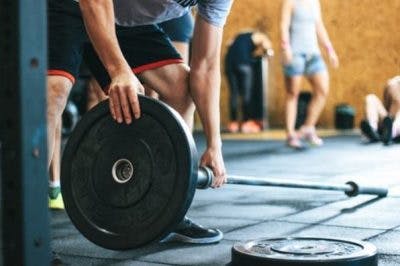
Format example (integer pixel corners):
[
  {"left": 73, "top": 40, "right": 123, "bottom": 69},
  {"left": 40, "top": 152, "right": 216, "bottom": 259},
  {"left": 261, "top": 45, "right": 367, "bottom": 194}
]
[{"left": 220, "top": 0, "right": 400, "bottom": 128}]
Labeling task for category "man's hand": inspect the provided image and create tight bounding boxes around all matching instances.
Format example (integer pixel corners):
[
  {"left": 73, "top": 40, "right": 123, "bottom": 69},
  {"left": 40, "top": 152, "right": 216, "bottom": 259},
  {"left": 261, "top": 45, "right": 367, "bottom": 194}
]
[
  {"left": 108, "top": 72, "right": 144, "bottom": 124},
  {"left": 79, "top": 1, "right": 144, "bottom": 124},
  {"left": 199, "top": 146, "right": 227, "bottom": 188}
]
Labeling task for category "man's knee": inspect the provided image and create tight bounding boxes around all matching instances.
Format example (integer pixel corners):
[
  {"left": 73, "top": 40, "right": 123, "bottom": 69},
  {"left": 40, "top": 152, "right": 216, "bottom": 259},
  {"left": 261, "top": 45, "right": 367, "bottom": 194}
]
[{"left": 47, "top": 76, "right": 73, "bottom": 119}]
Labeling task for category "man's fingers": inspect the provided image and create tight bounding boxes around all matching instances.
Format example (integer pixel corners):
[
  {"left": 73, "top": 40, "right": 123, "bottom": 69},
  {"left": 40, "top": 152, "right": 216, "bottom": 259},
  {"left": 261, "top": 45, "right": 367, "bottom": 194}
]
[
  {"left": 211, "top": 166, "right": 225, "bottom": 188},
  {"left": 200, "top": 151, "right": 226, "bottom": 188},
  {"left": 109, "top": 97, "right": 116, "bottom": 120},
  {"left": 127, "top": 87, "right": 141, "bottom": 119},
  {"left": 216, "top": 170, "right": 226, "bottom": 187},
  {"left": 110, "top": 88, "right": 123, "bottom": 123},
  {"left": 118, "top": 86, "right": 133, "bottom": 124}
]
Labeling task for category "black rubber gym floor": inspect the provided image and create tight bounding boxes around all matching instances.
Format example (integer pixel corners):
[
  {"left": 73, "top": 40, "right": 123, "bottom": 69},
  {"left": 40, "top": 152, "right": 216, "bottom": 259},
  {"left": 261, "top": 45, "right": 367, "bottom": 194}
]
[{"left": 52, "top": 133, "right": 400, "bottom": 265}]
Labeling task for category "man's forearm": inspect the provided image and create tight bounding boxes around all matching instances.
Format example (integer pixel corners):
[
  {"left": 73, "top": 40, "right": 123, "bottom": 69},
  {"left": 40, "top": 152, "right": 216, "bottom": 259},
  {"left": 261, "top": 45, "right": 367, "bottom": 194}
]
[
  {"left": 190, "top": 68, "right": 222, "bottom": 148},
  {"left": 79, "top": 0, "right": 130, "bottom": 77}
]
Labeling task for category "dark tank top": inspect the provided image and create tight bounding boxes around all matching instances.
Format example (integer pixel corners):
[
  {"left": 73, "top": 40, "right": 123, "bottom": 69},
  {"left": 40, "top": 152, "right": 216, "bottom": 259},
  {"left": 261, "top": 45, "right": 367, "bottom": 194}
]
[{"left": 226, "top": 32, "right": 255, "bottom": 67}]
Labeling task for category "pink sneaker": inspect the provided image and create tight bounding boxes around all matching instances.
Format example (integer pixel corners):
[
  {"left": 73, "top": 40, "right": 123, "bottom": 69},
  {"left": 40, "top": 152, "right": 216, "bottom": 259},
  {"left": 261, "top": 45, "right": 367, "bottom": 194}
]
[{"left": 301, "top": 127, "right": 323, "bottom": 146}]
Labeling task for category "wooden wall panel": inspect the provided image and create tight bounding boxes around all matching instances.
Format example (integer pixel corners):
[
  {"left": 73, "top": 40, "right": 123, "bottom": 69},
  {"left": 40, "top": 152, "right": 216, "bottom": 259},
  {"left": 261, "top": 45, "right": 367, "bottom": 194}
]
[{"left": 220, "top": 0, "right": 400, "bottom": 128}]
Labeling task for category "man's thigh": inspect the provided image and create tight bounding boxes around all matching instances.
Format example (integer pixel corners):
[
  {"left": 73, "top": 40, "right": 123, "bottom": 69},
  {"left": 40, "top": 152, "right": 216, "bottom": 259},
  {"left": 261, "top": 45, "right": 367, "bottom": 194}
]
[
  {"left": 48, "top": 0, "right": 88, "bottom": 83},
  {"left": 138, "top": 63, "right": 190, "bottom": 100},
  {"left": 84, "top": 24, "right": 183, "bottom": 90}
]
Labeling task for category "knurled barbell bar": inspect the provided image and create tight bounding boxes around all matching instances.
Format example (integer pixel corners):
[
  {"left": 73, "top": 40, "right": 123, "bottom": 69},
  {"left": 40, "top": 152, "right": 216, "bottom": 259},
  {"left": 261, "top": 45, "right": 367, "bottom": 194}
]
[
  {"left": 61, "top": 95, "right": 387, "bottom": 251},
  {"left": 197, "top": 166, "right": 388, "bottom": 197}
]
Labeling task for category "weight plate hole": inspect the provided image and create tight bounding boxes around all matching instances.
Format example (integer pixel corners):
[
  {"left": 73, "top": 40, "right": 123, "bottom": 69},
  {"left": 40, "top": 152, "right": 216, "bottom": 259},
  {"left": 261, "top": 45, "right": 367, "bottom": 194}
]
[{"left": 112, "top": 159, "right": 134, "bottom": 184}]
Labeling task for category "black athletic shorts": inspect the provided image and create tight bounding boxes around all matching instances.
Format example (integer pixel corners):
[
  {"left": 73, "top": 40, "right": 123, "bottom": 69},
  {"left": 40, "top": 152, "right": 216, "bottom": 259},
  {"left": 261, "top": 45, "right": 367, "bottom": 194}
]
[{"left": 48, "top": 0, "right": 183, "bottom": 88}]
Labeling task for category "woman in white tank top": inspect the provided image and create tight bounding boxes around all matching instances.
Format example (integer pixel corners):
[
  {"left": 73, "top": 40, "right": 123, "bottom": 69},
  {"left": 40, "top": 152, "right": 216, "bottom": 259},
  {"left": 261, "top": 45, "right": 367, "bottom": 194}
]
[{"left": 280, "top": 0, "right": 339, "bottom": 149}]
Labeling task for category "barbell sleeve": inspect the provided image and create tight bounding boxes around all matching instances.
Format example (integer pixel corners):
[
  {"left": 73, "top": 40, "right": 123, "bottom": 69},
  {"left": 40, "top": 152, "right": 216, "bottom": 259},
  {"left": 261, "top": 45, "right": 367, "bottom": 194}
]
[{"left": 197, "top": 166, "right": 388, "bottom": 197}]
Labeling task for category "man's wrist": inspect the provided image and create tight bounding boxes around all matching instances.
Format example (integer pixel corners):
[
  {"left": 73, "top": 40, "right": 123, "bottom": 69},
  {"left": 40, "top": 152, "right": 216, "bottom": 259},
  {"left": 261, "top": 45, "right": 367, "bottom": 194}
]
[
  {"left": 107, "top": 61, "right": 132, "bottom": 78},
  {"left": 207, "top": 138, "right": 222, "bottom": 149}
]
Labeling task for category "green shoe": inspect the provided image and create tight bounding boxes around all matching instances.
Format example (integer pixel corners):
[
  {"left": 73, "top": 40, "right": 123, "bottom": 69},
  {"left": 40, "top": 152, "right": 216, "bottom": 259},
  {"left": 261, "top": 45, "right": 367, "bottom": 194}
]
[{"left": 49, "top": 187, "right": 64, "bottom": 210}]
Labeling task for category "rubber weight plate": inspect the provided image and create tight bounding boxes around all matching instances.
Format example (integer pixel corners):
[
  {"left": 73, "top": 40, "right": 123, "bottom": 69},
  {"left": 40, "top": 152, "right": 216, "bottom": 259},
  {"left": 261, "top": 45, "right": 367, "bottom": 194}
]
[
  {"left": 232, "top": 237, "right": 377, "bottom": 266},
  {"left": 61, "top": 96, "right": 198, "bottom": 250}
]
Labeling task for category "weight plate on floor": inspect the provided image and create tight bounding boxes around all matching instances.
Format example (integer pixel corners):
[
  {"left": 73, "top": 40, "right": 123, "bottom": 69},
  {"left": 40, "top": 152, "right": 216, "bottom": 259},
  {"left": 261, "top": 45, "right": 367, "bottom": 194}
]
[
  {"left": 232, "top": 237, "right": 377, "bottom": 266},
  {"left": 61, "top": 95, "right": 198, "bottom": 250}
]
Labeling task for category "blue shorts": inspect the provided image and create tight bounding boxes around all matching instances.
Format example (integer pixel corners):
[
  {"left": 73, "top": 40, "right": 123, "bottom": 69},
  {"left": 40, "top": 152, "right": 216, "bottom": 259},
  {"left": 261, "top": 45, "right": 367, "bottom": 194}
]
[
  {"left": 158, "top": 13, "right": 194, "bottom": 43},
  {"left": 283, "top": 53, "right": 327, "bottom": 77}
]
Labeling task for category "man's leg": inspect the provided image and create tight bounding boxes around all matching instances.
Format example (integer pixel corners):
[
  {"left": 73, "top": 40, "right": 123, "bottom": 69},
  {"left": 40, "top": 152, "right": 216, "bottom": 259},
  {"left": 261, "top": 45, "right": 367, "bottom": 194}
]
[
  {"left": 47, "top": 0, "right": 86, "bottom": 167},
  {"left": 49, "top": 122, "right": 61, "bottom": 185},
  {"left": 49, "top": 120, "right": 64, "bottom": 209},
  {"left": 47, "top": 76, "right": 73, "bottom": 168},
  {"left": 87, "top": 78, "right": 107, "bottom": 110},
  {"left": 144, "top": 41, "right": 191, "bottom": 100},
  {"left": 47, "top": 76, "right": 72, "bottom": 210},
  {"left": 138, "top": 63, "right": 195, "bottom": 130}
]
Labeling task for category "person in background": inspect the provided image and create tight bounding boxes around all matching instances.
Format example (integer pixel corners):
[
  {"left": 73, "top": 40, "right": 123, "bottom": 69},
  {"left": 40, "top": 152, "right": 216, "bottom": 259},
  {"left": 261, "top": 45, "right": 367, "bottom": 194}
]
[
  {"left": 225, "top": 31, "right": 273, "bottom": 133},
  {"left": 281, "top": 0, "right": 339, "bottom": 149},
  {"left": 360, "top": 76, "right": 400, "bottom": 145}
]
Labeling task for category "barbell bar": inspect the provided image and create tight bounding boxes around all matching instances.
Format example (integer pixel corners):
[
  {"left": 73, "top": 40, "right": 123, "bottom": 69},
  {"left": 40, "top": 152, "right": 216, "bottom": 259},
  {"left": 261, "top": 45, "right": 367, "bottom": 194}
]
[{"left": 197, "top": 166, "right": 388, "bottom": 197}]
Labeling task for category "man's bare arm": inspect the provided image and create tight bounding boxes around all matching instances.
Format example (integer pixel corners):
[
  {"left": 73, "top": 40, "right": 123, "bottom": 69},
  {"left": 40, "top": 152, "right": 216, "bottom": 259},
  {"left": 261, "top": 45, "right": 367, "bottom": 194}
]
[
  {"left": 79, "top": 0, "right": 143, "bottom": 123},
  {"left": 190, "top": 15, "right": 226, "bottom": 187}
]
